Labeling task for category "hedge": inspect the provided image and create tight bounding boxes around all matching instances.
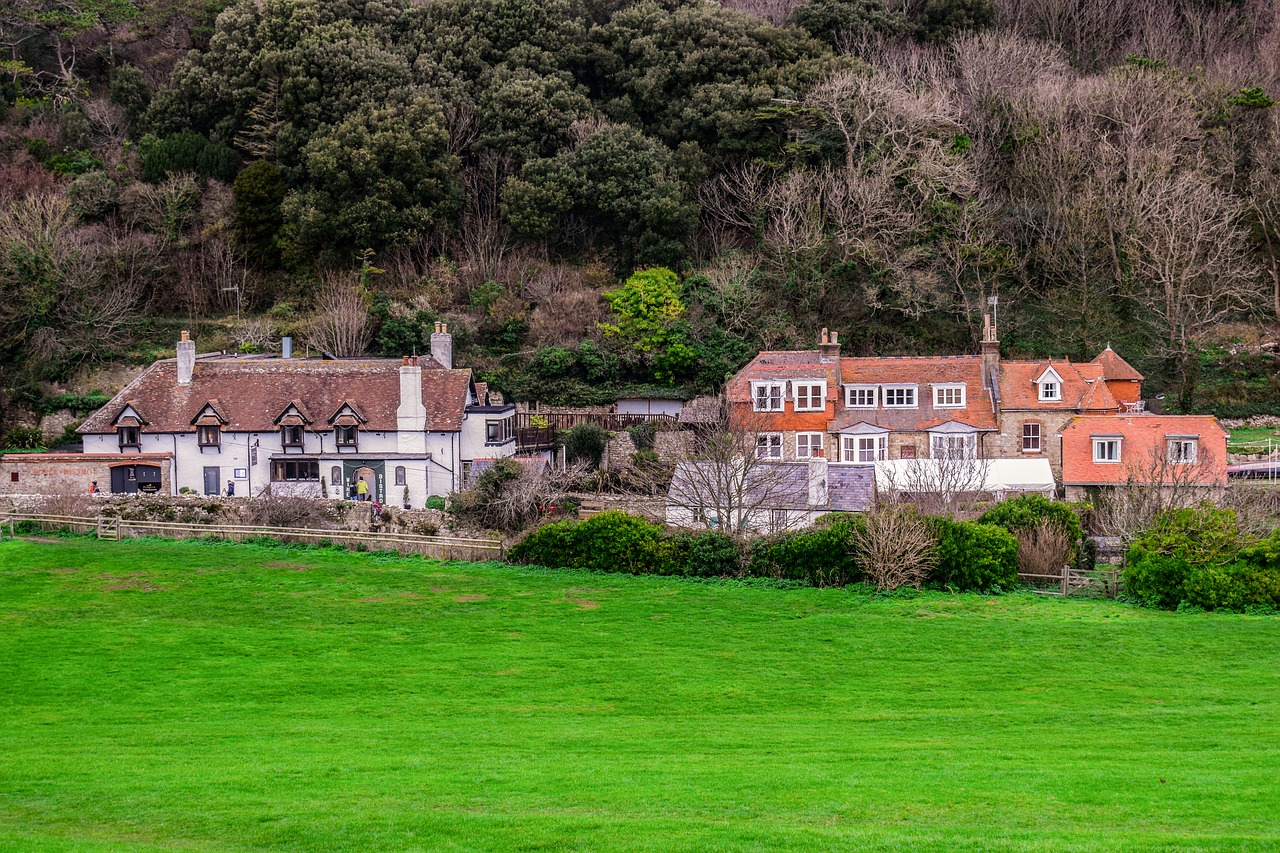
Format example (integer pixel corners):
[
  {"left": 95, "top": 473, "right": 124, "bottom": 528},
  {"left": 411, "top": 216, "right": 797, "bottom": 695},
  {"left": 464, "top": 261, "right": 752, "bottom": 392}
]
[{"left": 932, "top": 518, "right": 1020, "bottom": 592}]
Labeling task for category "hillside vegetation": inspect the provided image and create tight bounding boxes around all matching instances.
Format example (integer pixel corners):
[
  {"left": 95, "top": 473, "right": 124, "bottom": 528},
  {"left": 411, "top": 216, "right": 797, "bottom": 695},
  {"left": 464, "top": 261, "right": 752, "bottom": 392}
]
[
  {"left": 3, "top": 536, "right": 1280, "bottom": 850},
  {"left": 2, "top": 0, "right": 1280, "bottom": 428}
]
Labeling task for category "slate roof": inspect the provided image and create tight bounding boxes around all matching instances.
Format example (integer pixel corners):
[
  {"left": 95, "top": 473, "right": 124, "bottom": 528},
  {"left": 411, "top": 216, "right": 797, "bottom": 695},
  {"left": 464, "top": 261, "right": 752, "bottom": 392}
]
[
  {"left": 998, "top": 359, "right": 1120, "bottom": 411},
  {"left": 79, "top": 357, "right": 475, "bottom": 434},
  {"left": 1060, "top": 415, "right": 1228, "bottom": 485},
  {"left": 668, "top": 460, "right": 874, "bottom": 513}
]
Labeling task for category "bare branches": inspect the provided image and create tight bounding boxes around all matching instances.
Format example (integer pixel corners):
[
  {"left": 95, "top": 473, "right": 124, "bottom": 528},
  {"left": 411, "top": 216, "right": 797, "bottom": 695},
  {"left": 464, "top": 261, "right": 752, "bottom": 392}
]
[
  {"left": 855, "top": 504, "right": 938, "bottom": 590},
  {"left": 1094, "top": 444, "right": 1224, "bottom": 541},
  {"left": 305, "top": 273, "right": 372, "bottom": 357}
]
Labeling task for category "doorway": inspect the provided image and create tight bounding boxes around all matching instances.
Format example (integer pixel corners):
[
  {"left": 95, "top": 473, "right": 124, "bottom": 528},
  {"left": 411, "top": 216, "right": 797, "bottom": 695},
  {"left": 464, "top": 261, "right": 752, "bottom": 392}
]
[
  {"left": 110, "top": 464, "right": 162, "bottom": 494},
  {"left": 353, "top": 466, "right": 376, "bottom": 501},
  {"left": 203, "top": 466, "right": 220, "bottom": 496}
]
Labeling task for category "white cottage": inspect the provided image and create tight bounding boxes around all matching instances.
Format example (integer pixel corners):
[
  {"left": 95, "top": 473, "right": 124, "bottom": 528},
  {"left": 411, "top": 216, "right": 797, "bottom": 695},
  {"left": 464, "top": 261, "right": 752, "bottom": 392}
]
[{"left": 77, "top": 328, "right": 516, "bottom": 505}]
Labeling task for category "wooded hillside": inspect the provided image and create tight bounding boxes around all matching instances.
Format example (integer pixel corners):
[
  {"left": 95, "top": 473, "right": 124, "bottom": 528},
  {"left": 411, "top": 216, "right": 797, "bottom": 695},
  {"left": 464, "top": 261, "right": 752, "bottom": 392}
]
[{"left": 2, "top": 0, "right": 1279, "bottom": 437}]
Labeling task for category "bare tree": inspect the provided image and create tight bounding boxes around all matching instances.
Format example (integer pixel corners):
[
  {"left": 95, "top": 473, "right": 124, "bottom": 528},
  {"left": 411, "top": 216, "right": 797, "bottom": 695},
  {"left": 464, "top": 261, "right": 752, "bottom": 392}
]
[
  {"left": 1125, "top": 171, "right": 1260, "bottom": 407},
  {"left": 855, "top": 503, "right": 939, "bottom": 590},
  {"left": 1094, "top": 444, "right": 1224, "bottom": 541},
  {"left": 305, "top": 273, "right": 372, "bottom": 357},
  {"left": 666, "top": 405, "right": 810, "bottom": 537},
  {"left": 877, "top": 454, "right": 993, "bottom": 518}
]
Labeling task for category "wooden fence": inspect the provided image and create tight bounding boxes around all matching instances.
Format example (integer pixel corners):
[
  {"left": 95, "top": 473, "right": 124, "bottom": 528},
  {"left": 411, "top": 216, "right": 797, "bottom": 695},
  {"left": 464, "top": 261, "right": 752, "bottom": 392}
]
[
  {"left": 1, "top": 513, "right": 503, "bottom": 562},
  {"left": 1018, "top": 566, "right": 1122, "bottom": 597},
  {"left": 516, "top": 411, "right": 680, "bottom": 452}
]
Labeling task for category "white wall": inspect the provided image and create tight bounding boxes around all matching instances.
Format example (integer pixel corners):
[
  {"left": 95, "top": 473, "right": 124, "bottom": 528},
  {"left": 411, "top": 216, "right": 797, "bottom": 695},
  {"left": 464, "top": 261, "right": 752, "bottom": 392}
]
[{"left": 459, "top": 409, "right": 516, "bottom": 464}]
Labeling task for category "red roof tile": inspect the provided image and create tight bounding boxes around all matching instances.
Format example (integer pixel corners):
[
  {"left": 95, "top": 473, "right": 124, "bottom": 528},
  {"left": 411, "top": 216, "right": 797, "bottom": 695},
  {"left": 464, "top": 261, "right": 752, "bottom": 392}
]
[
  {"left": 1091, "top": 346, "right": 1144, "bottom": 381},
  {"left": 999, "top": 360, "right": 1120, "bottom": 411},
  {"left": 833, "top": 355, "right": 998, "bottom": 432},
  {"left": 1060, "top": 415, "right": 1228, "bottom": 485},
  {"left": 79, "top": 357, "right": 474, "bottom": 434}
]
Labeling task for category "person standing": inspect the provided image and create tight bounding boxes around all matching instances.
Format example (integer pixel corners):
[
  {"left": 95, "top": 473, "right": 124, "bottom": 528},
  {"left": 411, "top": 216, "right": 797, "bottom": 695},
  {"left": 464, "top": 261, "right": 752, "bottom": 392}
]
[{"left": 356, "top": 478, "right": 369, "bottom": 501}]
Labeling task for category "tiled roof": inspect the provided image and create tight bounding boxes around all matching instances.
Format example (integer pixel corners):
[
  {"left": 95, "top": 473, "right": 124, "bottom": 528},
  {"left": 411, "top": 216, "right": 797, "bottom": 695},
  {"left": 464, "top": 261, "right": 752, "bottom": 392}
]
[
  {"left": 1060, "top": 415, "right": 1228, "bottom": 485},
  {"left": 832, "top": 355, "right": 998, "bottom": 432},
  {"left": 725, "top": 351, "right": 840, "bottom": 403},
  {"left": 999, "top": 360, "right": 1120, "bottom": 411},
  {"left": 1091, "top": 346, "right": 1144, "bottom": 381},
  {"left": 79, "top": 357, "right": 473, "bottom": 434}
]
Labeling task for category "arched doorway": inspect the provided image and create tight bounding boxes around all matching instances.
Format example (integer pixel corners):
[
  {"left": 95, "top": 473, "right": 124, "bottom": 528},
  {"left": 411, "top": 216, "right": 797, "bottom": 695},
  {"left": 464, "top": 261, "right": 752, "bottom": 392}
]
[{"left": 352, "top": 466, "right": 376, "bottom": 500}]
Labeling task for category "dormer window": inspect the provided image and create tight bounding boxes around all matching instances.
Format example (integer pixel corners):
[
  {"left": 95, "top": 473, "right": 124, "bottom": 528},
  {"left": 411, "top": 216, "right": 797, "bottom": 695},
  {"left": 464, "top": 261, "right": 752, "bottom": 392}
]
[
  {"left": 335, "top": 425, "right": 358, "bottom": 447},
  {"left": 1168, "top": 437, "right": 1198, "bottom": 464},
  {"left": 197, "top": 425, "right": 221, "bottom": 449},
  {"left": 793, "top": 382, "right": 826, "bottom": 412},
  {"left": 1036, "top": 367, "right": 1063, "bottom": 402},
  {"left": 846, "top": 386, "right": 877, "bottom": 408},
  {"left": 118, "top": 426, "right": 140, "bottom": 449},
  {"left": 1093, "top": 437, "right": 1121, "bottom": 463},
  {"left": 883, "top": 386, "right": 917, "bottom": 408},
  {"left": 933, "top": 384, "right": 966, "bottom": 408},
  {"left": 281, "top": 425, "right": 305, "bottom": 448},
  {"left": 753, "top": 382, "right": 784, "bottom": 412}
]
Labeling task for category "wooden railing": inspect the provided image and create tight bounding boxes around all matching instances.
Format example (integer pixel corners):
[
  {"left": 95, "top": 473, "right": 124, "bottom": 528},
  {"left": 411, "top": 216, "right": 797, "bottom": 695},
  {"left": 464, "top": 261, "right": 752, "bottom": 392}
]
[
  {"left": 516, "top": 411, "right": 680, "bottom": 452},
  {"left": 1019, "top": 566, "right": 1122, "bottom": 597},
  {"left": 1, "top": 513, "right": 503, "bottom": 562}
]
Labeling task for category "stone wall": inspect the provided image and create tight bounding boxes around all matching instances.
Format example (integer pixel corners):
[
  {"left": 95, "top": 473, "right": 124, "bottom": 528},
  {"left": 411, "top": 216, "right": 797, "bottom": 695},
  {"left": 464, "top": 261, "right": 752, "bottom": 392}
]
[
  {"left": 0, "top": 453, "right": 172, "bottom": 498},
  {"left": 602, "top": 429, "right": 691, "bottom": 469}
]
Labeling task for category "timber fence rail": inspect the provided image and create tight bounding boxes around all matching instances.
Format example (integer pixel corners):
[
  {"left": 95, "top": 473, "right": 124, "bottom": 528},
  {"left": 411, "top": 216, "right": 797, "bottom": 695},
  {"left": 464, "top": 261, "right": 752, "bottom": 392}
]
[
  {"left": 0, "top": 513, "right": 504, "bottom": 562},
  {"left": 1018, "top": 566, "right": 1122, "bottom": 598}
]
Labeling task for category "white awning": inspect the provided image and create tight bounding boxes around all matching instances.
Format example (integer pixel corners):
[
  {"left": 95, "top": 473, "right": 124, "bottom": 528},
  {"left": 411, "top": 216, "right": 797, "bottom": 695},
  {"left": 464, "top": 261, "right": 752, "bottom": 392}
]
[{"left": 874, "top": 457, "right": 1055, "bottom": 497}]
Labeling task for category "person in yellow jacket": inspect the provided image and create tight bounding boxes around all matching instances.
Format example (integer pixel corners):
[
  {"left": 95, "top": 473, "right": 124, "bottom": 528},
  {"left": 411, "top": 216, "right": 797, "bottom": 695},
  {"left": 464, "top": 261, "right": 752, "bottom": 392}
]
[{"left": 356, "top": 479, "right": 369, "bottom": 501}]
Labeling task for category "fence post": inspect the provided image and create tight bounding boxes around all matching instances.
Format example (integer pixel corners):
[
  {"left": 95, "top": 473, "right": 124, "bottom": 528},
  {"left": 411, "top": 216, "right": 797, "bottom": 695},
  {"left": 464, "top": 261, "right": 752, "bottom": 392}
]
[{"left": 1061, "top": 563, "right": 1069, "bottom": 596}]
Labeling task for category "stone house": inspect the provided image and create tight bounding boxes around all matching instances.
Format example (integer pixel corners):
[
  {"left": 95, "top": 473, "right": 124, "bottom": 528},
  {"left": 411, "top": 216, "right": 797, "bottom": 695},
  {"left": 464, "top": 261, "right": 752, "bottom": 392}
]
[{"left": 73, "top": 327, "right": 516, "bottom": 504}]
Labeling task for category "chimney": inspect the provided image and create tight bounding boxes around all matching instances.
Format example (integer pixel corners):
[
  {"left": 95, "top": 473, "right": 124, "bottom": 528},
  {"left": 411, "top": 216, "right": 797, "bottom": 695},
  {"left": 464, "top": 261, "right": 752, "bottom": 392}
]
[
  {"left": 808, "top": 448, "right": 829, "bottom": 509},
  {"left": 430, "top": 322, "right": 453, "bottom": 370},
  {"left": 177, "top": 330, "right": 196, "bottom": 386},
  {"left": 981, "top": 313, "right": 1000, "bottom": 390},
  {"left": 281, "top": 336, "right": 293, "bottom": 359},
  {"left": 818, "top": 327, "right": 842, "bottom": 386},
  {"left": 397, "top": 355, "right": 428, "bottom": 453}
]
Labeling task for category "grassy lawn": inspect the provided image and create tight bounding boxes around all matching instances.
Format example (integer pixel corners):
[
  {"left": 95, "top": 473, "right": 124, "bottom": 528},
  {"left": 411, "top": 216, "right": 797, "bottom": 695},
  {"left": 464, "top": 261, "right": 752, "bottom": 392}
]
[
  {"left": 1229, "top": 428, "right": 1280, "bottom": 454},
  {"left": 2, "top": 537, "right": 1279, "bottom": 852}
]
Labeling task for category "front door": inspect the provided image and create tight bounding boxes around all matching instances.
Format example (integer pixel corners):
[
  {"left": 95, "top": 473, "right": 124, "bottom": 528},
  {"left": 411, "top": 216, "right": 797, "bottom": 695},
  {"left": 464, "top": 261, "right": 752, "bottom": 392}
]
[{"left": 203, "top": 466, "right": 220, "bottom": 496}]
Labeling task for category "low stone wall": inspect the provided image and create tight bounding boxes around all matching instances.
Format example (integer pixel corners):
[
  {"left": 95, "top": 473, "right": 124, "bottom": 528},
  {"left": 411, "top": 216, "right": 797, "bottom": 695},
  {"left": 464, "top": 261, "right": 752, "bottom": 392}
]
[
  {"left": 0, "top": 453, "right": 172, "bottom": 497},
  {"left": 602, "top": 430, "right": 690, "bottom": 470}
]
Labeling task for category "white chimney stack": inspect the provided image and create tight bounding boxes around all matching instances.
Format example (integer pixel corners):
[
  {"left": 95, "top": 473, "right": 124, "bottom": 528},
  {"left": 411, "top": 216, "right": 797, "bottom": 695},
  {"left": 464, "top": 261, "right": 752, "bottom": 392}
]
[
  {"left": 430, "top": 322, "right": 453, "bottom": 370},
  {"left": 397, "top": 355, "right": 428, "bottom": 453},
  {"left": 177, "top": 330, "right": 195, "bottom": 386},
  {"left": 808, "top": 448, "right": 829, "bottom": 509}
]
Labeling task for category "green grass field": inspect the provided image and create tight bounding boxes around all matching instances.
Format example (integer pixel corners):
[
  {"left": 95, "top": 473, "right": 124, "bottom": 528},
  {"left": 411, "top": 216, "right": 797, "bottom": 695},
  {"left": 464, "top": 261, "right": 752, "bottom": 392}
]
[
  {"left": 1229, "top": 428, "right": 1280, "bottom": 454},
  {"left": 2, "top": 537, "right": 1279, "bottom": 852}
]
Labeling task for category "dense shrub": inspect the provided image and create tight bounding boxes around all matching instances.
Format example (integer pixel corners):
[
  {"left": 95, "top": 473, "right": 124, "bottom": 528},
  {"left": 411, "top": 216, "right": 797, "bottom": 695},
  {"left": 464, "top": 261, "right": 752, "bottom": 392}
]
[
  {"left": 561, "top": 423, "right": 610, "bottom": 469},
  {"left": 932, "top": 519, "right": 1019, "bottom": 592},
  {"left": 979, "top": 495, "right": 1085, "bottom": 565},
  {"left": 509, "top": 511, "right": 669, "bottom": 574},
  {"left": 748, "top": 515, "right": 863, "bottom": 586},
  {"left": 1123, "top": 507, "right": 1280, "bottom": 611},
  {"left": 3, "top": 426, "right": 44, "bottom": 449},
  {"left": 142, "top": 131, "right": 239, "bottom": 183},
  {"left": 662, "top": 530, "right": 743, "bottom": 577}
]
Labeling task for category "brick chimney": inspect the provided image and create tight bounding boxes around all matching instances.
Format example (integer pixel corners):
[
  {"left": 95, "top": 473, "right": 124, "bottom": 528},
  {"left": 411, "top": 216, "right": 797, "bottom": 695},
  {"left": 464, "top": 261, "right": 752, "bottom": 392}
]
[
  {"left": 807, "top": 447, "right": 829, "bottom": 509},
  {"left": 397, "top": 355, "right": 428, "bottom": 453},
  {"left": 818, "top": 327, "right": 842, "bottom": 386},
  {"left": 981, "top": 313, "right": 1000, "bottom": 390},
  {"left": 430, "top": 322, "right": 453, "bottom": 370},
  {"left": 176, "top": 330, "right": 196, "bottom": 386}
]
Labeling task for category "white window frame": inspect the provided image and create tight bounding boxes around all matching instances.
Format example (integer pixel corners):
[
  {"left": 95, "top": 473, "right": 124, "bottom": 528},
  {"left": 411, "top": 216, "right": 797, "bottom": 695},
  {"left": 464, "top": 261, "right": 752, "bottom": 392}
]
[
  {"left": 1021, "top": 422, "right": 1041, "bottom": 453},
  {"left": 752, "top": 382, "right": 784, "bottom": 412},
  {"left": 1168, "top": 437, "right": 1198, "bottom": 465},
  {"left": 842, "top": 434, "right": 887, "bottom": 464},
  {"left": 931, "top": 433, "right": 977, "bottom": 460},
  {"left": 1038, "top": 380, "right": 1061, "bottom": 401},
  {"left": 882, "top": 385, "right": 918, "bottom": 408},
  {"left": 932, "top": 384, "right": 966, "bottom": 408},
  {"left": 1093, "top": 437, "right": 1122, "bottom": 463},
  {"left": 792, "top": 381, "right": 827, "bottom": 412},
  {"left": 845, "top": 385, "right": 877, "bottom": 409},
  {"left": 796, "top": 432, "right": 824, "bottom": 459},
  {"left": 756, "top": 433, "right": 783, "bottom": 459}
]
